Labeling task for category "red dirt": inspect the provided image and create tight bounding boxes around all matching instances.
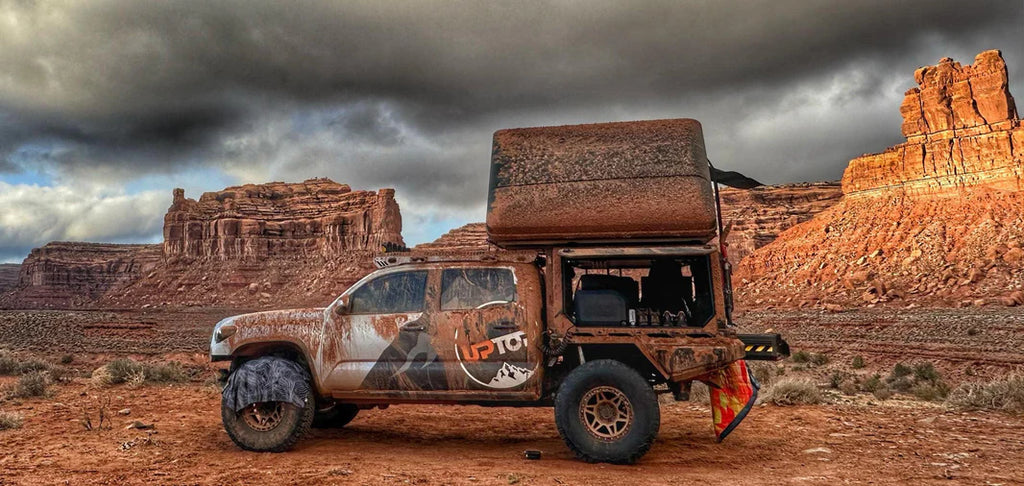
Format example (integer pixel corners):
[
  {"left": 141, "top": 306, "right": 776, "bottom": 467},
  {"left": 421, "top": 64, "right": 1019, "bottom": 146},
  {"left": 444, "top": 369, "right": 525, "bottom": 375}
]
[{"left": 2, "top": 380, "right": 1023, "bottom": 485}]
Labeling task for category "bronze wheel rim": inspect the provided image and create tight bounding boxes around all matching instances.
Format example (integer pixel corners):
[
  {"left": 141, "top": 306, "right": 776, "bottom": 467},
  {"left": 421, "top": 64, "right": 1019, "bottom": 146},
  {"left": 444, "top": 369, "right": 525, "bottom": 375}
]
[
  {"left": 241, "top": 402, "right": 285, "bottom": 432},
  {"left": 579, "top": 386, "right": 633, "bottom": 441}
]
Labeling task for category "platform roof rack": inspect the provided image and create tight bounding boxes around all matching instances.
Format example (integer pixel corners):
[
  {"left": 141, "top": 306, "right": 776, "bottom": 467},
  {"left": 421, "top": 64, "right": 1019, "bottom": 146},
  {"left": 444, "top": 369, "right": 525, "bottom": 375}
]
[{"left": 372, "top": 250, "right": 541, "bottom": 269}]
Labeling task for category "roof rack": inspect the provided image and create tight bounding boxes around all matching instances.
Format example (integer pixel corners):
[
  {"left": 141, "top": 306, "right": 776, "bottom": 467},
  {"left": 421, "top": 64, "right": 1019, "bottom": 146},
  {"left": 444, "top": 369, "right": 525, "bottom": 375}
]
[{"left": 373, "top": 250, "right": 541, "bottom": 269}]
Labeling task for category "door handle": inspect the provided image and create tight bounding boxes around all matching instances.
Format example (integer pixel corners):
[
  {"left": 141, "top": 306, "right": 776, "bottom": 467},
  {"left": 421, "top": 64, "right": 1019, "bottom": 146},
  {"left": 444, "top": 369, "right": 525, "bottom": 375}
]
[
  {"left": 400, "top": 322, "right": 426, "bottom": 332},
  {"left": 491, "top": 322, "right": 518, "bottom": 331}
]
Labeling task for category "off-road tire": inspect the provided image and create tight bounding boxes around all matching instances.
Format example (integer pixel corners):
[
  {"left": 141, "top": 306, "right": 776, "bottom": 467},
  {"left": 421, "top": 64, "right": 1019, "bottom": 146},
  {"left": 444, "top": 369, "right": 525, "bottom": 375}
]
[
  {"left": 554, "top": 359, "right": 660, "bottom": 464},
  {"left": 222, "top": 386, "right": 315, "bottom": 452},
  {"left": 312, "top": 403, "right": 359, "bottom": 428}
]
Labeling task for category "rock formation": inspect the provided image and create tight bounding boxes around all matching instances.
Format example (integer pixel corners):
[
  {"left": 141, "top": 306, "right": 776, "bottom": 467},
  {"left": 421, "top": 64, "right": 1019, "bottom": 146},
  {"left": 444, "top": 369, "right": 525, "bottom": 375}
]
[
  {"left": 164, "top": 178, "right": 404, "bottom": 259},
  {"left": 737, "top": 50, "right": 1024, "bottom": 309},
  {"left": 3, "top": 179, "right": 405, "bottom": 309},
  {"left": 719, "top": 182, "right": 843, "bottom": 264},
  {"left": 843, "top": 50, "right": 1021, "bottom": 196},
  {"left": 413, "top": 223, "right": 496, "bottom": 253},
  {"left": 0, "top": 243, "right": 162, "bottom": 308},
  {"left": 0, "top": 264, "right": 22, "bottom": 293}
]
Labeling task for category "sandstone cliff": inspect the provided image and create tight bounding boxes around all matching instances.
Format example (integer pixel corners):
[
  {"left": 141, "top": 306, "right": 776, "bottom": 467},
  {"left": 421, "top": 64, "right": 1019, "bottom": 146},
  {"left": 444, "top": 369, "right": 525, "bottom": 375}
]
[
  {"left": 719, "top": 182, "right": 842, "bottom": 264},
  {"left": 3, "top": 179, "right": 404, "bottom": 309},
  {"left": 842, "top": 50, "right": 1021, "bottom": 196},
  {"left": 737, "top": 50, "right": 1024, "bottom": 309},
  {"left": 0, "top": 264, "right": 22, "bottom": 293},
  {"left": 413, "top": 223, "right": 496, "bottom": 253},
  {"left": 164, "top": 178, "right": 403, "bottom": 259},
  {"left": 0, "top": 243, "right": 162, "bottom": 308}
]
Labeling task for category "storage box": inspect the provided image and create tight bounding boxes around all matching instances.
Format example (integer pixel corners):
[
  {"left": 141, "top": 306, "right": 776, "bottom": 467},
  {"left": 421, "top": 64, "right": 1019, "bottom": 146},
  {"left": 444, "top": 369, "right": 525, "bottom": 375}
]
[{"left": 486, "top": 118, "right": 718, "bottom": 247}]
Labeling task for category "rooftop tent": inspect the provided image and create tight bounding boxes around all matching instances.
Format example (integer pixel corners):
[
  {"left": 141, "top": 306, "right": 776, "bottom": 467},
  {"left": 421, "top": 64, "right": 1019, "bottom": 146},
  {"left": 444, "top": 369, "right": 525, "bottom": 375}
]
[{"left": 487, "top": 118, "right": 721, "bottom": 247}]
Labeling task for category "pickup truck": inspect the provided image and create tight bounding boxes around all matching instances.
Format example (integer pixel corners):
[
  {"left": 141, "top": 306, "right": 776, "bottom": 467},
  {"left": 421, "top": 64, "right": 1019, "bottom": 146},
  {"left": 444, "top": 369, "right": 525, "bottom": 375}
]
[{"left": 211, "top": 245, "right": 788, "bottom": 463}]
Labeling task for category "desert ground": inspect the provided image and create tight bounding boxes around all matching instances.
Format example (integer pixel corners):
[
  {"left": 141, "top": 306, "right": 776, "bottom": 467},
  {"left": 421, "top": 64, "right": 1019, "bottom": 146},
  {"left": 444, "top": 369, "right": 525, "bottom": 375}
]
[{"left": 2, "top": 307, "right": 1023, "bottom": 485}]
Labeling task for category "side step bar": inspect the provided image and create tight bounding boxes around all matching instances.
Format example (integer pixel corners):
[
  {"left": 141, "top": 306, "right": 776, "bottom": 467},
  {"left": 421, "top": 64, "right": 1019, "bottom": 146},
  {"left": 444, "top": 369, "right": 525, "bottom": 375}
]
[{"left": 738, "top": 333, "right": 790, "bottom": 361}]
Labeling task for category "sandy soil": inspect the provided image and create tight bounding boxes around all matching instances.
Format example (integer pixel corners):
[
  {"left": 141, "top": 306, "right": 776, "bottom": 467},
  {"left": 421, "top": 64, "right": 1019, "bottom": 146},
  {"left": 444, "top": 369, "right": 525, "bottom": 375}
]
[
  {"left": 2, "top": 307, "right": 1024, "bottom": 485},
  {"left": 1, "top": 380, "right": 1022, "bottom": 486}
]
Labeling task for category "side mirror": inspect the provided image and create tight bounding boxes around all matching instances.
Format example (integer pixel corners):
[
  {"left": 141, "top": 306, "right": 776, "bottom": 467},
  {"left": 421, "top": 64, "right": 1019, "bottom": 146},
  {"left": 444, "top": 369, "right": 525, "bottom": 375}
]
[{"left": 334, "top": 303, "right": 349, "bottom": 316}]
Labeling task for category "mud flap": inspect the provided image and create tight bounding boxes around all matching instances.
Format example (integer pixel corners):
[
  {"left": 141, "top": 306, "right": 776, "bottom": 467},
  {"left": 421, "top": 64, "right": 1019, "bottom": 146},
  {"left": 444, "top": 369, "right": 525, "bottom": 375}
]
[{"left": 698, "top": 360, "right": 759, "bottom": 442}]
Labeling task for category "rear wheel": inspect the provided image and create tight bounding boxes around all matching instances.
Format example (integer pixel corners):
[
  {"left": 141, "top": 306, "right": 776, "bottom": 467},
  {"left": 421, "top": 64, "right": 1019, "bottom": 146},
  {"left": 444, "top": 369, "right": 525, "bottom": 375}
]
[
  {"left": 222, "top": 387, "right": 315, "bottom": 452},
  {"left": 554, "top": 359, "right": 660, "bottom": 464}
]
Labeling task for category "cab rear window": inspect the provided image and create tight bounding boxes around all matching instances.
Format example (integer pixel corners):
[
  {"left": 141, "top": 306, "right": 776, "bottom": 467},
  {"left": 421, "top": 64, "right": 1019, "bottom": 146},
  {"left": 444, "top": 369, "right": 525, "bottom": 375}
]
[{"left": 440, "top": 268, "right": 516, "bottom": 310}]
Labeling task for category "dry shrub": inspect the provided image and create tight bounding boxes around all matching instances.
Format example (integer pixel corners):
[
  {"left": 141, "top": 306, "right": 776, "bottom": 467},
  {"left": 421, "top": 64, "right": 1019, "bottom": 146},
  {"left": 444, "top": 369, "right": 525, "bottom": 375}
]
[
  {"left": 911, "top": 382, "right": 950, "bottom": 402},
  {"left": 91, "top": 365, "right": 114, "bottom": 387},
  {"left": 93, "top": 359, "right": 189, "bottom": 387},
  {"left": 143, "top": 362, "right": 189, "bottom": 383},
  {"left": 0, "top": 350, "right": 54, "bottom": 376},
  {"left": 762, "top": 378, "right": 824, "bottom": 406},
  {"left": 748, "top": 362, "right": 775, "bottom": 388},
  {"left": 0, "top": 411, "right": 24, "bottom": 430},
  {"left": 8, "top": 371, "right": 49, "bottom": 399},
  {"left": 872, "top": 387, "right": 893, "bottom": 401},
  {"left": 851, "top": 356, "right": 866, "bottom": 369},
  {"left": 860, "top": 374, "right": 884, "bottom": 392},
  {"left": 0, "top": 351, "right": 19, "bottom": 375},
  {"left": 946, "top": 374, "right": 1024, "bottom": 413}
]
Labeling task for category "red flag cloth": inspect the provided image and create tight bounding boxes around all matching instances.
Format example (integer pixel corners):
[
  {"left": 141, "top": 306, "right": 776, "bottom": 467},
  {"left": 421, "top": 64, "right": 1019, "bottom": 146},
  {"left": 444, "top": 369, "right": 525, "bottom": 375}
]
[{"left": 699, "top": 360, "right": 759, "bottom": 442}]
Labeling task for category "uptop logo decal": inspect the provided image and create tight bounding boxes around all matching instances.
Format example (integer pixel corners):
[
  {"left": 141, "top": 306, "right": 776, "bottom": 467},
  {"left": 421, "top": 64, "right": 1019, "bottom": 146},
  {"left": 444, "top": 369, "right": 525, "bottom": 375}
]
[{"left": 454, "top": 329, "right": 536, "bottom": 389}]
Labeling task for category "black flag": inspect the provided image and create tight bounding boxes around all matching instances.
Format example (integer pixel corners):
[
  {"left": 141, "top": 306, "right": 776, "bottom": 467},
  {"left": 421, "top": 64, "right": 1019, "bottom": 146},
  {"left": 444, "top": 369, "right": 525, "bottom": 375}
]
[{"left": 710, "top": 166, "right": 763, "bottom": 189}]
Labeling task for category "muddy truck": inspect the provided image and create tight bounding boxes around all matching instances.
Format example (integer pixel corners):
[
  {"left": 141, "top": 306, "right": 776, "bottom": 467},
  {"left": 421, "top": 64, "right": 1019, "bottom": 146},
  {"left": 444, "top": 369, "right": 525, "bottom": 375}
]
[{"left": 211, "top": 118, "right": 789, "bottom": 463}]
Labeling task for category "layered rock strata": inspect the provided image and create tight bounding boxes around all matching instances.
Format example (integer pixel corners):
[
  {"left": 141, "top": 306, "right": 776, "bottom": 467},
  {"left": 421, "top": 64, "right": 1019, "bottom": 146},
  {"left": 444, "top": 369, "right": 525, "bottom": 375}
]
[
  {"left": 413, "top": 223, "right": 496, "bottom": 253},
  {"left": 164, "top": 178, "right": 404, "bottom": 259},
  {"left": 719, "top": 182, "right": 843, "bottom": 264},
  {"left": 842, "top": 50, "right": 1021, "bottom": 196},
  {"left": 1, "top": 243, "right": 162, "bottom": 308},
  {"left": 0, "top": 264, "right": 23, "bottom": 293},
  {"left": 738, "top": 50, "right": 1024, "bottom": 309},
  {"left": 4, "top": 179, "right": 405, "bottom": 309}
]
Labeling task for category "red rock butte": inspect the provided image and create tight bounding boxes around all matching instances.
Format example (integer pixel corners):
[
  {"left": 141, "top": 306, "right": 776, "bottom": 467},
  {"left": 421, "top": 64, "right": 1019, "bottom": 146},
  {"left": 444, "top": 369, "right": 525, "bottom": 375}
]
[
  {"left": 1, "top": 179, "right": 405, "bottom": 309},
  {"left": 738, "top": 50, "right": 1024, "bottom": 309},
  {"left": 164, "top": 178, "right": 404, "bottom": 259},
  {"left": 842, "top": 50, "right": 1022, "bottom": 196}
]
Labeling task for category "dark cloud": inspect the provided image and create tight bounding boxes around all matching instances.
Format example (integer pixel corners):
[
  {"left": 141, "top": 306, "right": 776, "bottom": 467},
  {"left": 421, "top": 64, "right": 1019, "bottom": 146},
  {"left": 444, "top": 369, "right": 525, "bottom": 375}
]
[{"left": 0, "top": 0, "right": 1021, "bottom": 252}]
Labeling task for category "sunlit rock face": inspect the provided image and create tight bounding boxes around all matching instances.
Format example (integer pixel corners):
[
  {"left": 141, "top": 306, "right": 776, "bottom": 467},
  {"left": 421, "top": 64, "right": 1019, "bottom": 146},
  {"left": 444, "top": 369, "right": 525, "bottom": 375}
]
[
  {"left": 737, "top": 50, "right": 1024, "bottom": 309},
  {"left": 843, "top": 50, "right": 1021, "bottom": 197}
]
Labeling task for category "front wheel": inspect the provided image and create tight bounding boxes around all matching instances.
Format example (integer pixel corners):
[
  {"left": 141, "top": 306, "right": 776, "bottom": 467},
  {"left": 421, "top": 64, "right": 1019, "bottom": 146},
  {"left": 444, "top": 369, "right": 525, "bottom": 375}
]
[
  {"left": 222, "top": 387, "right": 315, "bottom": 452},
  {"left": 554, "top": 359, "right": 660, "bottom": 464}
]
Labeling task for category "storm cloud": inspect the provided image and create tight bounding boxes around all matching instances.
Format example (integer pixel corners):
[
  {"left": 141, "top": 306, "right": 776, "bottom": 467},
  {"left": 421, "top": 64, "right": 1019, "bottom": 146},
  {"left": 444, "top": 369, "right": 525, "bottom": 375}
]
[{"left": 0, "top": 0, "right": 1022, "bottom": 260}]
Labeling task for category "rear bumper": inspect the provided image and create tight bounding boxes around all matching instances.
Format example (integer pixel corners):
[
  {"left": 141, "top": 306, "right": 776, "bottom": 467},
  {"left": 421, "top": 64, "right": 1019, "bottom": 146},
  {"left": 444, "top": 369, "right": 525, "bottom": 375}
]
[{"left": 738, "top": 333, "right": 790, "bottom": 361}]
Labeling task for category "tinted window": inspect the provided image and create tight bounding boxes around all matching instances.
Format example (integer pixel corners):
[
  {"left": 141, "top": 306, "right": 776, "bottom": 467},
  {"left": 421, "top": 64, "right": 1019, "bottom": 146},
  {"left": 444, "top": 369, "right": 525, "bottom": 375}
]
[
  {"left": 441, "top": 268, "right": 516, "bottom": 310},
  {"left": 349, "top": 270, "right": 428, "bottom": 314}
]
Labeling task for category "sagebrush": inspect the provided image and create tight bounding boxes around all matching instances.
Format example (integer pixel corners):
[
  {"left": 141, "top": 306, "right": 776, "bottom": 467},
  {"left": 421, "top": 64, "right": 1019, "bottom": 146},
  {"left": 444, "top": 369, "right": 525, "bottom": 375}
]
[
  {"left": 0, "top": 411, "right": 24, "bottom": 430},
  {"left": 761, "top": 378, "right": 824, "bottom": 406},
  {"left": 93, "top": 359, "right": 189, "bottom": 387},
  {"left": 946, "top": 374, "right": 1024, "bottom": 413}
]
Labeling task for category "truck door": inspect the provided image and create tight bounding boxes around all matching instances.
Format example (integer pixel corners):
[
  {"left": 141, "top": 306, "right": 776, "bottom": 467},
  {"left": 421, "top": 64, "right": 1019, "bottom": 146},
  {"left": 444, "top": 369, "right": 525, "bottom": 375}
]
[
  {"left": 430, "top": 266, "right": 542, "bottom": 396},
  {"left": 322, "top": 268, "right": 444, "bottom": 392}
]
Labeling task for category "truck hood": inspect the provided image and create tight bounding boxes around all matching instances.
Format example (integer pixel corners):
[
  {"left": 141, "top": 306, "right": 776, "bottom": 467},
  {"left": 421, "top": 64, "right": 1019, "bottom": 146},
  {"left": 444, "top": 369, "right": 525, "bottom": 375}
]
[{"left": 210, "top": 308, "right": 326, "bottom": 360}]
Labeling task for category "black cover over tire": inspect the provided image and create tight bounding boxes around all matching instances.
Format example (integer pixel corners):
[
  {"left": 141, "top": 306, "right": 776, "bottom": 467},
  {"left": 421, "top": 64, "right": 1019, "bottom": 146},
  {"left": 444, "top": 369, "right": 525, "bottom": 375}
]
[
  {"left": 222, "top": 382, "right": 315, "bottom": 452},
  {"left": 312, "top": 403, "right": 359, "bottom": 429},
  {"left": 554, "top": 359, "right": 660, "bottom": 464}
]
